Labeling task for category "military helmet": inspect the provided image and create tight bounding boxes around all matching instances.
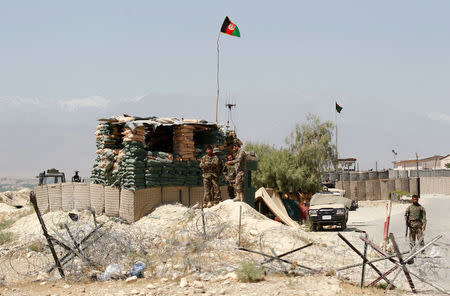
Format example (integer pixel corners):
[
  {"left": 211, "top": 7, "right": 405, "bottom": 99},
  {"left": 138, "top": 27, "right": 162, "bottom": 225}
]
[{"left": 213, "top": 148, "right": 221, "bottom": 154}]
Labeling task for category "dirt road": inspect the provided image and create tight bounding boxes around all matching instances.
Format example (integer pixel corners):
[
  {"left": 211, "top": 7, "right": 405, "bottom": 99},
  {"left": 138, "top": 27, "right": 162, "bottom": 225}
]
[{"left": 347, "top": 195, "right": 450, "bottom": 292}]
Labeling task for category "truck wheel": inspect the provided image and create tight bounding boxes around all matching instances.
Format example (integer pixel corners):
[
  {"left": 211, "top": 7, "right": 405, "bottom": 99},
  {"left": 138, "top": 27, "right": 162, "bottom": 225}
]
[
  {"left": 341, "top": 222, "right": 347, "bottom": 230},
  {"left": 311, "top": 223, "right": 317, "bottom": 231}
]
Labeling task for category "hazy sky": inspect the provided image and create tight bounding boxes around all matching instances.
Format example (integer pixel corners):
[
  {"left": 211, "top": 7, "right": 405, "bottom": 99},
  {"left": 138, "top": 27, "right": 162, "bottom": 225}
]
[{"left": 1, "top": 1, "right": 450, "bottom": 177}]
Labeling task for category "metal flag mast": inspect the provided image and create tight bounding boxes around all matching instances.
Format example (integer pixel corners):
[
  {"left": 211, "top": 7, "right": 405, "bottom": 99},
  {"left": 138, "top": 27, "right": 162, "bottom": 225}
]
[
  {"left": 335, "top": 101, "right": 338, "bottom": 170},
  {"left": 216, "top": 32, "right": 221, "bottom": 123},
  {"left": 216, "top": 16, "right": 240, "bottom": 123}
]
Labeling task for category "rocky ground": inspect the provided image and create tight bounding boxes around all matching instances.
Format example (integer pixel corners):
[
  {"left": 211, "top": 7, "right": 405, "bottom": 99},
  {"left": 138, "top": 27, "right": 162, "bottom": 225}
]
[{"left": 0, "top": 190, "right": 447, "bottom": 296}]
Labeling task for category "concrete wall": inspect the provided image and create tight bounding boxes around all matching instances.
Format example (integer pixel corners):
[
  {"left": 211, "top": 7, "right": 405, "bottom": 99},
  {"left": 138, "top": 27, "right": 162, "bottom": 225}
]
[
  {"left": 420, "top": 177, "right": 450, "bottom": 195},
  {"left": 336, "top": 177, "right": 449, "bottom": 200}
]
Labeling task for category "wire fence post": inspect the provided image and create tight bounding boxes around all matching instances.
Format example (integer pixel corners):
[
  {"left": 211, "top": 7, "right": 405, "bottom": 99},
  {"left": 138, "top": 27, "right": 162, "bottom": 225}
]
[{"left": 238, "top": 205, "right": 242, "bottom": 247}]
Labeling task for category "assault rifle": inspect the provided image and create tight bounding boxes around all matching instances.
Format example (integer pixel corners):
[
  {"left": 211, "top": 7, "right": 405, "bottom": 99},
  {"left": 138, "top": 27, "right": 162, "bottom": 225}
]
[{"left": 405, "top": 213, "right": 410, "bottom": 237}]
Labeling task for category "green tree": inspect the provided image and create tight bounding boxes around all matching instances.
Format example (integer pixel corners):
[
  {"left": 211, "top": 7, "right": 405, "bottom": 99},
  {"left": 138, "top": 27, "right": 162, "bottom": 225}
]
[
  {"left": 286, "top": 113, "right": 337, "bottom": 173},
  {"left": 445, "top": 163, "right": 450, "bottom": 169},
  {"left": 245, "top": 113, "right": 335, "bottom": 194}
]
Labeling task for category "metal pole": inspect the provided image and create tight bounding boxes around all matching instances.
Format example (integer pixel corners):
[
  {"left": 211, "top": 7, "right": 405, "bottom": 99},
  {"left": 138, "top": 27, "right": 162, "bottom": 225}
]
[
  {"left": 238, "top": 247, "right": 313, "bottom": 271},
  {"left": 335, "top": 102, "right": 338, "bottom": 170},
  {"left": 201, "top": 206, "right": 206, "bottom": 239},
  {"left": 416, "top": 152, "right": 420, "bottom": 197},
  {"left": 337, "top": 233, "right": 391, "bottom": 285},
  {"left": 238, "top": 205, "right": 242, "bottom": 246},
  {"left": 336, "top": 252, "right": 407, "bottom": 271},
  {"left": 30, "top": 192, "right": 65, "bottom": 278},
  {"left": 360, "top": 232, "right": 368, "bottom": 288},
  {"left": 216, "top": 33, "right": 221, "bottom": 123},
  {"left": 262, "top": 243, "right": 313, "bottom": 264},
  {"left": 389, "top": 233, "right": 416, "bottom": 293}
]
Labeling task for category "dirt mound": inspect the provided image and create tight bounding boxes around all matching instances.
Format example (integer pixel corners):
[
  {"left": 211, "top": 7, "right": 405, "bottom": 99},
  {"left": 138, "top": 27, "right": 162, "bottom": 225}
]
[{"left": 0, "top": 189, "right": 30, "bottom": 207}]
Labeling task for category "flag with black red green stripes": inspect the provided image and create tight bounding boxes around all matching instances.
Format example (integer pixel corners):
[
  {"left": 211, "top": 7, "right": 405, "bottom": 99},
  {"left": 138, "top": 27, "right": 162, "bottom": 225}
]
[
  {"left": 220, "top": 16, "right": 240, "bottom": 37},
  {"left": 336, "top": 102, "right": 343, "bottom": 113}
]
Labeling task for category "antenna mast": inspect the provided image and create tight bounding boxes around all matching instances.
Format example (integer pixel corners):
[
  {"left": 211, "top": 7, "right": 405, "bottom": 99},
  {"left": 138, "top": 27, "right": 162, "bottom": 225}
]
[{"left": 225, "top": 102, "right": 236, "bottom": 130}]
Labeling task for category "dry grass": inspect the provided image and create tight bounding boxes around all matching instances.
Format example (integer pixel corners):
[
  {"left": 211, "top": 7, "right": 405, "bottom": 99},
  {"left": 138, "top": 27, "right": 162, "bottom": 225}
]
[
  {"left": 28, "top": 241, "right": 45, "bottom": 252},
  {"left": 236, "top": 261, "right": 265, "bottom": 282},
  {"left": 0, "top": 232, "right": 13, "bottom": 245}
]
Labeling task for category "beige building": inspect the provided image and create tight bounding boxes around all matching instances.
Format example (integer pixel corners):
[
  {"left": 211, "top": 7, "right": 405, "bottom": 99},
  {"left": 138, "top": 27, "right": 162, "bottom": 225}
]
[{"left": 393, "top": 154, "right": 450, "bottom": 170}]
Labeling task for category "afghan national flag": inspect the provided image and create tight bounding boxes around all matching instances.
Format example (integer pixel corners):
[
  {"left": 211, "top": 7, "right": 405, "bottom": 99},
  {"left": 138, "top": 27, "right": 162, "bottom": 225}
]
[
  {"left": 336, "top": 102, "right": 343, "bottom": 113},
  {"left": 220, "top": 16, "right": 240, "bottom": 37}
]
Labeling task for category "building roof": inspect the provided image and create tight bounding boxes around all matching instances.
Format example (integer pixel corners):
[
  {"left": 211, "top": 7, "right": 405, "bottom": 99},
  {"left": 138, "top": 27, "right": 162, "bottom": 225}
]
[
  {"left": 338, "top": 158, "right": 357, "bottom": 162},
  {"left": 98, "top": 115, "right": 221, "bottom": 131},
  {"left": 393, "top": 155, "right": 447, "bottom": 165}
]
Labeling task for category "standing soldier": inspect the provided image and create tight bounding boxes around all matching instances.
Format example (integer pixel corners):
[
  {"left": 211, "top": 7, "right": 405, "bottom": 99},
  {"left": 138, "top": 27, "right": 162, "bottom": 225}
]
[
  {"left": 405, "top": 194, "right": 427, "bottom": 250},
  {"left": 72, "top": 171, "right": 81, "bottom": 182},
  {"left": 200, "top": 145, "right": 220, "bottom": 207},
  {"left": 226, "top": 141, "right": 246, "bottom": 202},
  {"left": 225, "top": 153, "right": 236, "bottom": 199},
  {"left": 212, "top": 148, "right": 223, "bottom": 204}
]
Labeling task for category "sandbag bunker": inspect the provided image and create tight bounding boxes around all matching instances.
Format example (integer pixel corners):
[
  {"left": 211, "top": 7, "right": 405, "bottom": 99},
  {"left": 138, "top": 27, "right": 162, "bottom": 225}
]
[{"left": 34, "top": 115, "right": 240, "bottom": 222}]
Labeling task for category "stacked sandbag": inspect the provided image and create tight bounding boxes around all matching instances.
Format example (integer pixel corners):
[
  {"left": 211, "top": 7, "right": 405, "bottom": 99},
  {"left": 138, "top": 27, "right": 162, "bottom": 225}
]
[
  {"left": 145, "top": 158, "right": 162, "bottom": 187},
  {"left": 194, "top": 128, "right": 226, "bottom": 158},
  {"left": 48, "top": 183, "right": 62, "bottom": 211},
  {"left": 92, "top": 122, "right": 122, "bottom": 185},
  {"left": 122, "top": 126, "right": 145, "bottom": 143},
  {"left": 118, "top": 141, "right": 147, "bottom": 191},
  {"left": 173, "top": 125, "right": 195, "bottom": 161},
  {"left": 92, "top": 149, "right": 117, "bottom": 185},
  {"left": 171, "top": 161, "right": 187, "bottom": 186},
  {"left": 95, "top": 122, "right": 121, "bottom": 151},
  {"left": 185, "top": 160, "right": 202, "bottom": 186},
  {"left": 159, "top": 162, "right": 175, "bottom": 187}
]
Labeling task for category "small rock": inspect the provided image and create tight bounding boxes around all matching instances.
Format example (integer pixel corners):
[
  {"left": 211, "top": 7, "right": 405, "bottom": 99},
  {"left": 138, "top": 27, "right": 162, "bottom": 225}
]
[
  {"left": 179, "top": 277, "right": 188, "bottom": 288},
  {"left": 223, "top": 279, "right": 231, "bottom": 285},
  {"left": 63, "top": 284, "right": 72, "bottom": 289},
  {"left": 225, "top": 272, "right": 238, "bottom": 280},
  {"left": 249, "top": 229, "right": 259, "bottom": 236},
  {"left": 37, "top": 272, "right": 48, "bottom": 281},
  {"left": 192, "top": 280, "right": 204, "bottom": 288},
  {"left": 125, "top": 276, "right": 138, "bottom": 283},
  {"left": 88, "top": 270, "right": 102, "bottom": 279},
  {"left": 146, "top": 284, "right": 156, "bottom": 289},
  {"left": 39, "top": 281, "right": 47, "bottom": 286},
  {"left": 161, "top": 277, "right": 168, "bottom": 283},
  {"left": 218, "top": 288, "right": 229, "bottom": 295},
  {"left": 129, "top": 289, "right": 139, "bottom": 295},
  {"left": 26, "top": 252, "right": 33, "bottom": 258}
]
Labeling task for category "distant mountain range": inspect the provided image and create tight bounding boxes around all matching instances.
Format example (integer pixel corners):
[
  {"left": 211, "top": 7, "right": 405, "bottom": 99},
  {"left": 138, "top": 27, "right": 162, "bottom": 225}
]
[{"left": 0, "top": 177, "right": 37, "bottom": 192}]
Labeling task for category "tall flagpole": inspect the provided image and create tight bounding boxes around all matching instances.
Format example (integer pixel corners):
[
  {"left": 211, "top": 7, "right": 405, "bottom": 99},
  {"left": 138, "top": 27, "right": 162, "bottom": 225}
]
[
  {"left": 216, "top": 33, "right": 221, "bottom": 123},
  {"left": 335, "top": 101, "right": 338, "bottom": 170}
]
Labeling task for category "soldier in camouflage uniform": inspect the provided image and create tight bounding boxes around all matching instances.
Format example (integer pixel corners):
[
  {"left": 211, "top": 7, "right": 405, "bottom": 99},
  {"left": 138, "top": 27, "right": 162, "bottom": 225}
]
[
  {"left": 225, "top": 153, "right": 236, "bottom": 199},
  {"left": 226, "top": 142, "right": 246, "bottom": 202},
  {"left": 212, "top": 148, "right": 223, "bottom": 204},
  {"left": 405, "top": 194, "right": 427, "bottom": 250},
  {"left": 200, "top": 145, "right": 220, "bottom": 207}
]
